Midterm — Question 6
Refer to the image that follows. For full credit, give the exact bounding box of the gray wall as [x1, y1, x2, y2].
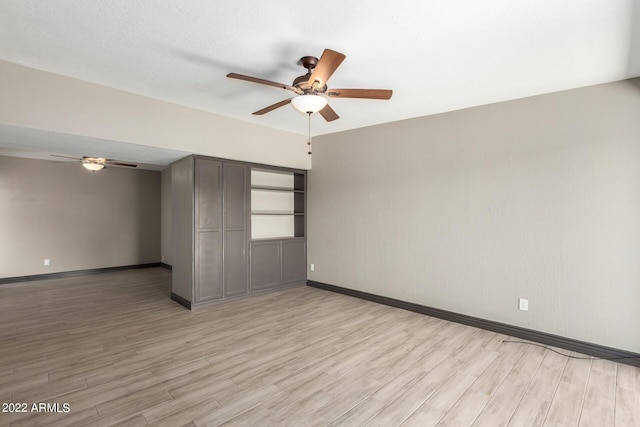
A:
[309, 78, 640, 353]
[170, 156, 194, 301]
[0, 60, 311, 170]
[161, 166, 173, 266]
[0, 155, 161, 278]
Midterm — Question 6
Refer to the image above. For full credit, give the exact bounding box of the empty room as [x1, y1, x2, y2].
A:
[1, 1, 639, 426]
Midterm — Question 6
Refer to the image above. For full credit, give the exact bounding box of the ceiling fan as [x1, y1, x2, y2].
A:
[227, 48, 392, 122]
[50, 155, 137, 172]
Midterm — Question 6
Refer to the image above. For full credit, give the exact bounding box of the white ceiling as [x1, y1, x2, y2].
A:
[0, 0, 639, 164]
[0, 124, 189, 171]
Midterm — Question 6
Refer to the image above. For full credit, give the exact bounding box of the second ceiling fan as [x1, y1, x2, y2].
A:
[227, 49, 392, 122]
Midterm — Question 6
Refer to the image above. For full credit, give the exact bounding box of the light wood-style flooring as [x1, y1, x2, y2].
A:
[0, 268, 639, 426]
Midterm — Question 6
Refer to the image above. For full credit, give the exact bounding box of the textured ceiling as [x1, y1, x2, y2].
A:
[0, 124, 189, 170]
[0, 0, 639, 160]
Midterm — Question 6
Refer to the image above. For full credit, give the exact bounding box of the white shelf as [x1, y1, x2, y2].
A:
[251, 185, 302, 192]
[251, 170, 294, 189]
[252, 211, 303, 215]
[251, 169, 303, 240]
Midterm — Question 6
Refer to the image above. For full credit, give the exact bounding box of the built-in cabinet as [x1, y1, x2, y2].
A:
[249, 237, 306, 291]
[171, 155, 306, 309]
[193, 159, 249, 303]
[249, 168, 306, 291]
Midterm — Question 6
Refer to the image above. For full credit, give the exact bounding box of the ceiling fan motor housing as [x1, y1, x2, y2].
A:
[293, 73, 312, 90]
[293, 56, 327, 93]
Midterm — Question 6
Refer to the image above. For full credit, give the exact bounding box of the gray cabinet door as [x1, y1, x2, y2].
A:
[223, 163, 248, 297]
[281, 239, 306, 285]
[224, 230, 248, 297]
[196, 159, 221, 230]
[223, 164, 247, 229]
[196, 231, 222, 301]
[195, 159, 223, 303]
[250, 241, 281, 290]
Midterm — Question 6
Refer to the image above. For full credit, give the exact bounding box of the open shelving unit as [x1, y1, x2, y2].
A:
[170, 155, 307, 310]
[250, 169, 305, 240]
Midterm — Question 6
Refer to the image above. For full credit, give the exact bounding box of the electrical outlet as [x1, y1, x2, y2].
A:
[518, 298, 529, 311]
[310, 263, 315, 272]
[44, 259, 50, 266]
[161, 255, 165, 261]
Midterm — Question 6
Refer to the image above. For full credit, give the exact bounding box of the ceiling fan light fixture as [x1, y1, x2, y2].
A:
[82, 162, 105, 172]
[291, 94, 328, 114]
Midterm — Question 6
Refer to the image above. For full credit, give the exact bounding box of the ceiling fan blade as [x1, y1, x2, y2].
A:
[326, 89, 393, 100]
[50, 154, 80, 160]
[307, 49, 346, 89]
[49, 160, 78, 164]
[319, 104, 340, 122]
[227, 73, 301, 93]
[253, 98, 293, 115]
[105, 161, 138, 168]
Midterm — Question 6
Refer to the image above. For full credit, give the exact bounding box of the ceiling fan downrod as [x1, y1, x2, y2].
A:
[307, 112, 312, 156]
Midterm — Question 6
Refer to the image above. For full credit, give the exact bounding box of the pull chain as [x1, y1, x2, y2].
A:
[307, 112, 312, 155]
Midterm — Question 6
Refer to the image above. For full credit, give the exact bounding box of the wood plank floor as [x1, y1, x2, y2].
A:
[0, 268, 638, 426]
